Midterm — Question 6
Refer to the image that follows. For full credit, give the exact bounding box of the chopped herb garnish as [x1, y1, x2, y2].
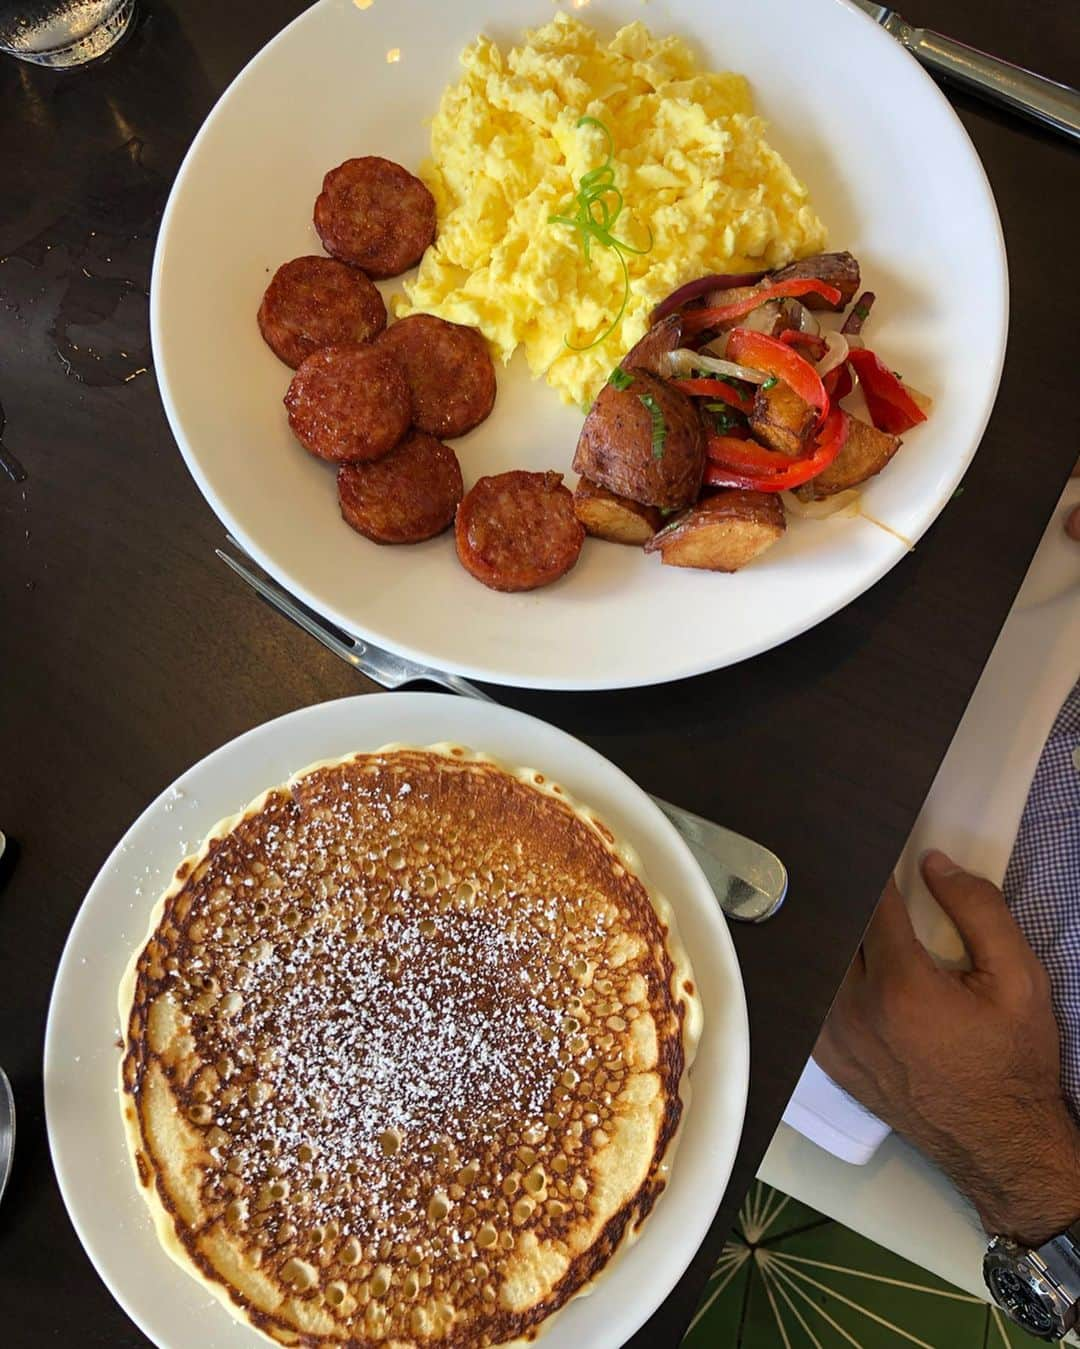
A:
[893, 370, 904, 381]
[950, 485, 965, 501]
[761, 375, 778, 391]
[638, 393, 667, 459]
[548, 116, 653, 352]
[704, 403, 738, 432]
[854, 302, 871, 321]
[607, 366, 634, 391]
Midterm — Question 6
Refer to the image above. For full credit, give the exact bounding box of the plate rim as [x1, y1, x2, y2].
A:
[44, 691, 750, 1349]
[149, 0, 1009, 691]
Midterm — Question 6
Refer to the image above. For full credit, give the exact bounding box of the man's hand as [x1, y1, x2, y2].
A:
[816, 851, 1080, 1247]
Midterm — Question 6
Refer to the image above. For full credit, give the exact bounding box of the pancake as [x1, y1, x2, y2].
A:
[118, 744, 702, 1347]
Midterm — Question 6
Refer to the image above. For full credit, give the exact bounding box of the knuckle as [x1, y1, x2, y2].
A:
[1014, 959, 1051, 1005]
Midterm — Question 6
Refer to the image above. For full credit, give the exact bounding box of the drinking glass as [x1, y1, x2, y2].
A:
[0, 0, 135, 68]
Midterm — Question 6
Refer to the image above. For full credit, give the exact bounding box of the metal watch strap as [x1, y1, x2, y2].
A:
[1041, 1224, 1080, 1292]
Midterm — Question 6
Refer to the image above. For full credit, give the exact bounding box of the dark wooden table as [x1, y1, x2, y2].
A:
[1, 1, 1076, 1343]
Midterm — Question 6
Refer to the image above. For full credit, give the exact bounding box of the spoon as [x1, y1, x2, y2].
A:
[0, 1067, 14, 1206]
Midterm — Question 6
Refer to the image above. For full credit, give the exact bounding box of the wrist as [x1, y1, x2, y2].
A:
[971, 1103, 1080, 1248]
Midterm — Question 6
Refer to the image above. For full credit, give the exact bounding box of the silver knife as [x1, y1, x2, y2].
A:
[852, 0, 1080, 144]
[216, 543, 788, 923]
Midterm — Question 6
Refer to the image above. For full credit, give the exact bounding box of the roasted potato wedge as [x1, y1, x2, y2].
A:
[573, 369, 704, 511]
[796, 416, 902, 499]
[644, 490, 785, 571]
[768, 251, 860, 310]
[621, 313, 684, 378]
[749, 381, 816, 457]
[573, 477, 663, 545]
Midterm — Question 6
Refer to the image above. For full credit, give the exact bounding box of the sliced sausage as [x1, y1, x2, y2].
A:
[337, 431, 462, 544]
[284, 343, 410, 463]
[573, 369, 704, 510]
[374, 315, 496, 438]
[314, 157, 436, 279]
[455, 471, 584, 592]
[257, 256, 387, 369]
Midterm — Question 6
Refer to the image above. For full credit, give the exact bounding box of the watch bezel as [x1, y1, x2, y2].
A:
[985, 1235, 1080, 1342]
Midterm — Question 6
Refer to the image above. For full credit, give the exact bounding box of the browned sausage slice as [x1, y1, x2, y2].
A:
[284, 343, 411, 463]
[455, 471, 584, 592]
[257, 256, 387, 368]
[337, 431, 463, 544]
[314, 157, 436, 279]
[374, 315, 496, 438]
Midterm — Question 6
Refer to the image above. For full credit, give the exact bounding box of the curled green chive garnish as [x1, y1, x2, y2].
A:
[637, 393, 667, 459]
[549, 115, 653, 353]
[607, 366, 634, 391]
[761, 375, 778, 391]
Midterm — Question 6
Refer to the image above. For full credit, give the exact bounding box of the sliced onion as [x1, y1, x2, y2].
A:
[703, 283, 762, 310]
[782, 488, 915, 549]
[841, 290, 876, 336]
[789, 299, 821, 335]
[740, 300, 782, 335]
[782, 489, 861, 519]
[662, 346, 769, 385]
[650, 270, 767, 324]
[815, 331, 849, 379]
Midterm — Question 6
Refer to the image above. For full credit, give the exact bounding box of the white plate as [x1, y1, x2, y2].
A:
[151, 0, 1006, 690]
[45, 693, 748, 1349]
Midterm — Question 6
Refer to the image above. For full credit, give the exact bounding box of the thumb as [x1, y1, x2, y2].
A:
[921, 850, 1028, 972]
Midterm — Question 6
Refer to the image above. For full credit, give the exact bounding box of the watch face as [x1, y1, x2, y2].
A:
[987, 1264, 1058, 1339]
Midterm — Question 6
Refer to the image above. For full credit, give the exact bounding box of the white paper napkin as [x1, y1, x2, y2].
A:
[782, 480, 1080, 1164]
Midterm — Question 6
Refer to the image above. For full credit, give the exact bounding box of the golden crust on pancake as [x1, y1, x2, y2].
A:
[119, 744, 701, 1347]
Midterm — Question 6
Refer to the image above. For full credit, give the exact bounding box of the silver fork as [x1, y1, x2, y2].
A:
[216, 542, 788, 922]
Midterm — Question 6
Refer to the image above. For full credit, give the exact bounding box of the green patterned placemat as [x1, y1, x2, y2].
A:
[684, 1181, 1058, 1348]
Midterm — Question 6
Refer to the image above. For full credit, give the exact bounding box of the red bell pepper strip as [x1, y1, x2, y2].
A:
[823, 362, 853, 402]
[846, 348, 927, 435]
[778, 329, 829, 362]
[704, 408, 850, 492]
[706, 435, 795, 475]
[670, 378, 754, 415]
[681, 277, 843, 335]
[725, 328, 830, 422]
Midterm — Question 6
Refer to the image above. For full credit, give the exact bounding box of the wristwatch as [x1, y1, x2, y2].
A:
[985, 1227, 1080, 1341]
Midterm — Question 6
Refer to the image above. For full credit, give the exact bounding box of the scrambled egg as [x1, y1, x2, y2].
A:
[396, 14, 827, 408]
